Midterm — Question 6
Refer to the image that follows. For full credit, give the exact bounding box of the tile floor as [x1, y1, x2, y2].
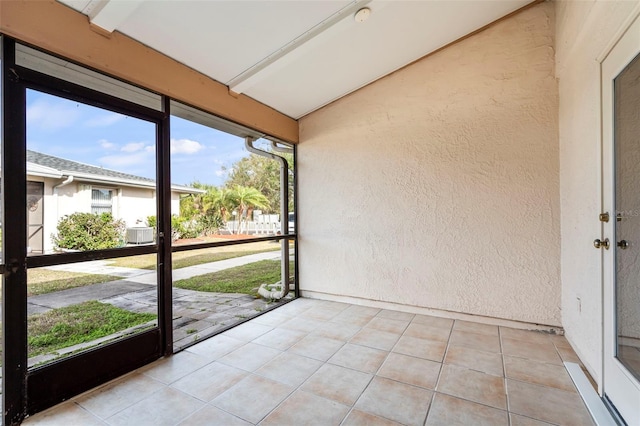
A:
[23, 298, 594, 426]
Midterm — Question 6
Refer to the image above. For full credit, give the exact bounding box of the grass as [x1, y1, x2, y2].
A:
[28, 269, 121, 296]
[27, 301, 156, 357]
[174, 259, 282, 294]
[107, 246, 279, 270]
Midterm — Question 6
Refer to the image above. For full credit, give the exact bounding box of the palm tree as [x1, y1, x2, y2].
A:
[230, 186, 268, 234]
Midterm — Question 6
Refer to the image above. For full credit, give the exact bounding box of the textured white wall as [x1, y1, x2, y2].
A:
[299, 3, 560, 326]
[556, 0, 640, 385]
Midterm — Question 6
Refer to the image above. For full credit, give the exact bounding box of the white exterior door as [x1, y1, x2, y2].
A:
[602, 13, 640, 425]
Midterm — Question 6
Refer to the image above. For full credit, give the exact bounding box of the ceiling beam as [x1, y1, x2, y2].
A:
[83, 0, 144, 33]
[228, 0, 371, 95]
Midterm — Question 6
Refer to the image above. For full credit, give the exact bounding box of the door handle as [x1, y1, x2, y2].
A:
[594, 238, 610, 249]
[617, 240, 630, 250]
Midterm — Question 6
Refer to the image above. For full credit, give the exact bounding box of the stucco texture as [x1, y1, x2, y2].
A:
[299, 3, 560, 326]
[556, 0, 640, 384]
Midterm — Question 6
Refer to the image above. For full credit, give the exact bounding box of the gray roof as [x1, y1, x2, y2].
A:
[26, 150, 203, 193]
[27, 150, 155, 184]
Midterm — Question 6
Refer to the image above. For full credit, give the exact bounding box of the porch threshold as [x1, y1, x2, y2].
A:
[565, 362, 618, 426]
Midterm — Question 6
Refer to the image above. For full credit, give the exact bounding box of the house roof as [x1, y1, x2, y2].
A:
[26, 150, 203, 194]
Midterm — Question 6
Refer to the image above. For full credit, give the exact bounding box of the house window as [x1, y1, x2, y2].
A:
[91, 188, 113, 215]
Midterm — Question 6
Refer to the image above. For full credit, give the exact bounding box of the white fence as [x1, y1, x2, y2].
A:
[224, 214, 281, 234]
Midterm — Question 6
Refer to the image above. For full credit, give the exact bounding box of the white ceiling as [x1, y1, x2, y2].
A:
[58, 0, 532, 119]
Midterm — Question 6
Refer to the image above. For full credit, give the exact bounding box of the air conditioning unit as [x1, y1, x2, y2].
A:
[126, 227, 154, 244]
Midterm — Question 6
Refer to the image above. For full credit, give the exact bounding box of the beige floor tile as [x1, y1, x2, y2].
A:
[437, 364, 507, 410]
[250, 311, 292, 328]
[449, 330, 501, 353]
[289, 334, 345, 361]
[509, 413, 555, 426]
[178, 405, 251, 426]
[329, 343, 388, 373]
[171, 362, 248, 401]
[377, 353, 441, 389]
[376, 309, 415, 322]
[548, 334, 572, 349]
[425, 393, 508, 426]
[300, 306, 343, 321]
[106, 387, 204, 426]
[342, 409, 403, 425]
[412, 315, 454, 329]
[404, 323, 452, 342]
[261, 390, 350, 426]
[24, 402, 104, 426]
[184, 334, 245, 360]
[252, 327, 307, 350]
[75, 373, 165, 419]
[222, 322, 273, 341]
[454, 321, 499, 336]
[351, 328, 401, 351]
[556, 346, 581, 364]
[256, 352, 323, 387]
[279, 316, 325, 332]
[393, 335, 446, 362]
[313, 321, 362, 341]
[355, 377, 432, 426]
[218, 342, 282, 371]
[342, 305, 381, 317]
[365, 317, 410, 334]
[507, 379, 594, 425]
[211, 375, 293, 424]
[332, 313, 377, 327]
[301, 364, 373, 406]
[500, 328, 552, 345]
[139, 351, 210, 384]
[504, 356, 576, 392]
[444, 345, 504, 376]
[501, 338, 562, 365]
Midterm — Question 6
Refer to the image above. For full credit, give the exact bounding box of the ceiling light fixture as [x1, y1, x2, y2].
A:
[354, 7, 371, 23]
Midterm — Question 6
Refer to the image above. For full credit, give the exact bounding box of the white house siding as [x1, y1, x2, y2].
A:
[299, 4, 560, 326]
[118, 187, 156, 227]
[556, 0, 640, 387]
[32, 178, 185, 252]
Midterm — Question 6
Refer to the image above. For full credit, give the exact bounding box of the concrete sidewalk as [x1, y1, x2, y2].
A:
[29, 250, 282, 314]
[25, 250, 290, 365]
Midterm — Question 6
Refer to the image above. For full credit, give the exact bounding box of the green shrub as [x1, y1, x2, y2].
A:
[52, 213, 126, 251]
[146, 215, 157, 230]
[171, 215, 201, 240]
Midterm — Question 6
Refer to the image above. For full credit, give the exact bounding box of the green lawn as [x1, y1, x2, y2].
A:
[28, 301, 156, 357]
[28, 270, 121, 296]
[108, 247, 279, 270]
[174, 259, 282, 294]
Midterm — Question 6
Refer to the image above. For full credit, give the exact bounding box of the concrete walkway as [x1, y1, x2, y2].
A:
[26, 250, 289, 360]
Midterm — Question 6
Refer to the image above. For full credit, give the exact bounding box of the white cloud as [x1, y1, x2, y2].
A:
[215, 170, 227, 177]
[99, 151, 153, 169]
[121, 142, 146, 152]
[171, 138, 204, 155]
[85, 113, 124, 127]
[27, 98, 82, 131]
[99, 139, 116, 149]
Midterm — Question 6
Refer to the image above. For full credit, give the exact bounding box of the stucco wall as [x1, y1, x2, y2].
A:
[556, 0, 640, 385]
[299, 3, 560, 325]
[118, 187, 156, 227]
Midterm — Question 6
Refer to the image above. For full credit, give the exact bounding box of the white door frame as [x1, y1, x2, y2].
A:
[601, 12, 640, 425]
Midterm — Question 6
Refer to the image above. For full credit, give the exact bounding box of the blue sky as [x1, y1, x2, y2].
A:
[26, 89, 251, 186]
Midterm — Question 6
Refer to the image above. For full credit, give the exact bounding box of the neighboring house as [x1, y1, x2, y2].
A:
[26, 150, 202, 253]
